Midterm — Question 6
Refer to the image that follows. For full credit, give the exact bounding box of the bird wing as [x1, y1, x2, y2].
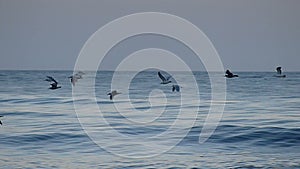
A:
[276, 67, 282, 74]
[74, 74, 82, 79]
[46, 76, 58, 84]
[158, 72, 166, 81]
[166, 76, 172, 81]
[111, 90, 118, 96]
[45, 78, 52, 82]
[77, 71, 85, 75]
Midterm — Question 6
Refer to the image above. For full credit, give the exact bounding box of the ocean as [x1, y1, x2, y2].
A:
[0, 71, 299, 168]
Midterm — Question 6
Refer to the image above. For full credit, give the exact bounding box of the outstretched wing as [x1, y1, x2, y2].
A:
[46, 76, 58, 84]
[45, 77, 52, 82]
[158, 72, 166, 81]
[276, 67, 282, 74]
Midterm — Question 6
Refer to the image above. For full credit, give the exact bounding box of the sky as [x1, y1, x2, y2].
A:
[0, 0, 300, 71]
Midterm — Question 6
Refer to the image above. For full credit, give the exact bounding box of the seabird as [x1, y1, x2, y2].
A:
[107, 90, 121, 100]
[225, 69, 238, 78]
[69, 71, 84, 86]
[172, 85, 181, 92]
[45, 76, 61, 90]
[68, 76, 78, 86]
[158, 71, 172, 84]
[276, 67, 282, 74]
[0, 115, 3, 125]
[275, 67, 286, 77]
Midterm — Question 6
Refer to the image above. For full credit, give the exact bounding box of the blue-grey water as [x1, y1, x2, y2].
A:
[0, 71, 299, 168]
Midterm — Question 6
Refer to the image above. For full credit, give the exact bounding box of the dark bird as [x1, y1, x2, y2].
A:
[276, 67, 282, 74]
[275, 67, 286, 77]
[68, 76, 78, 86]
[225, 69, 238, 78]
[45, 76, 61, 90]
[172, 85, 180, 92]
[0, 115, 3, 125]
[69, 71, 84, 86]
[107, 90, 121, 100]
[158, 71, 172, 84]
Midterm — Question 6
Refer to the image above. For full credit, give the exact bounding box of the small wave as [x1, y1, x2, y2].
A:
[206, 100, 243, 103]
[183, 125, 300, 148]
[241, 75, 264, 79]
[213, 125, 300, 147]
[1, 111, 65, 117]
[1, 133, 86, 146]
[97, 100, 115, 104]
[0, 98, 26, 103]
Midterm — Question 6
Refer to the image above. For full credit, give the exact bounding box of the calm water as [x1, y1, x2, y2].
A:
[0, 71, 299, 168]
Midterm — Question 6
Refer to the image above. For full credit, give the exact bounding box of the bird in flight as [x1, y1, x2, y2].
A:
[225, 69, 238, 78]
[275, 66, 286, 78]
[158, 71, 172, 84]
[107, 90, 121, 100]
[45, 76, 61, 90]
[69, 71, 85, 86]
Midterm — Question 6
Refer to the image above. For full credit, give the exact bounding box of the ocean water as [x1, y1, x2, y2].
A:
[0, 71, 299, 168]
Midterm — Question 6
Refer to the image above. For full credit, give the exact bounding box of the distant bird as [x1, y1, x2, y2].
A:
[276, 67, 282, 74]
[275, 67, 286, 78]
[69, 71, 85, 86]
[225, 69, 238, 78]
[158, 71, 172, 84]
[172, 85, 180, 92]
[107, 90, 121, 100]
[45, 76, 61, 90]
[0, 115, 3, 125]
[68, 76, 78, 86]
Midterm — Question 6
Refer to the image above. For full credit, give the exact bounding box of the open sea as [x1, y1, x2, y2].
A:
[0, 71, 299, 168]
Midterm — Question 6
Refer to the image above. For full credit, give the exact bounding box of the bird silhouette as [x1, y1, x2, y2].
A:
[107, 90, 121, 100]
[45, 76, 61, 89]
[158, 71, 172, 84]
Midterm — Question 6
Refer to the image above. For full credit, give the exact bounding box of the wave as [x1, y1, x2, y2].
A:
[0, 132, 86, 146]
[183, 125, 300, 148]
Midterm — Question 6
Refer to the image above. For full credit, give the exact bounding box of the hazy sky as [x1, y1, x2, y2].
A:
[0, 0, 299, 71]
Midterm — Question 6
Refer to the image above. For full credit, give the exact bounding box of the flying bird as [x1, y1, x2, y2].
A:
[158, 71, 172, 84]
[69, 71, 84, 86]
[107, 90, 121, 100]
[276, 67, 282, 74]
[172, 85, 181, 92]
[68, 76, 78, 86]
[275, 67, 286, 77]
[45, 76, 61, 90]
[225, 69, 238, 78]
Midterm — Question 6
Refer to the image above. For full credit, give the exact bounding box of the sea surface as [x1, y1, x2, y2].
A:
[0, 71, 299, 168]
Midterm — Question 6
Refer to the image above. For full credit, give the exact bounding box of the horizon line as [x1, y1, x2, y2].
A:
[0, 69, 299, 72]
